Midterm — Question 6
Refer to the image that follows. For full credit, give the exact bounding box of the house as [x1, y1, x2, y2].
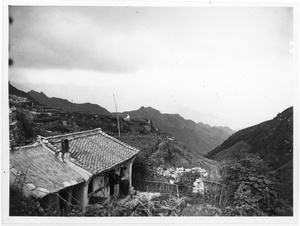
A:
[10, 128, 140, 213]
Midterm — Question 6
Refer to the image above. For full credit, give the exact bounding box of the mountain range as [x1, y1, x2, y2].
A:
[10, 83, 233, 156]
[121, 107, 234, 156]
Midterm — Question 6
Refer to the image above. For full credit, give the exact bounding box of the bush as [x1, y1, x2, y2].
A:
[10, 185, 44, 216]
[16, 110, 35, 139]
[220, 153, 292, 216]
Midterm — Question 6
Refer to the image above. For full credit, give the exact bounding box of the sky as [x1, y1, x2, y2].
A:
[8, 5, 295, 130]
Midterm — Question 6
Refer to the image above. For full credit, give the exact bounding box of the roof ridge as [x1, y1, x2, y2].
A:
[11, 141, 41, 151]
[42, 128, 102, 140]
[97, 130, 140, 152]
[42, 128, 139, 152]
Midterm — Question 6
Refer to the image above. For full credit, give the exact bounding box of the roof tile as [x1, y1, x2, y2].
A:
[43, 128, 139, 174]
[10, 143, 85, 198]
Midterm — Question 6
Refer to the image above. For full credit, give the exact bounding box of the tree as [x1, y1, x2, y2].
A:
[16, 110, 35, 140]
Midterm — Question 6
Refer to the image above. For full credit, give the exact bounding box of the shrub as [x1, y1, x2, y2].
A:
[220, 153, 292, 216]
[10, 185, 44, 216]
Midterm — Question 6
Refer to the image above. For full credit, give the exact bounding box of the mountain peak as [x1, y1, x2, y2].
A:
[27, 89, 110, 115]
[29, 90, 48, 98]
[139, 106, 160, 113]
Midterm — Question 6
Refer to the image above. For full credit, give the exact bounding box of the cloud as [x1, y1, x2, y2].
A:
[9, 6, 292, 74]
[9, 6, 147, 73]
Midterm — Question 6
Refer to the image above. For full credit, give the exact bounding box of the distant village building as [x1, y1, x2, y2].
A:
[124, 115, 130, 122]
[143, 118, 153, 132]
[10, 128, 139, 212]
[147, 119, 152, 125]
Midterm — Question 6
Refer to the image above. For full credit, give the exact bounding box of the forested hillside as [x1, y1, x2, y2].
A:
[205, 107, 293, 170]
[205, 106, 294, 209]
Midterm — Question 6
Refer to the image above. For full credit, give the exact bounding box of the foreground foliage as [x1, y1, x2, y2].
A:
[10, 185, 58, 216]
[84, 194, 186, 216]
[220, 153, 292, 216]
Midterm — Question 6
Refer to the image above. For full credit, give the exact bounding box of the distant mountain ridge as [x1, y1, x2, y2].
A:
[27, 90, 111, 115]
[121, 106, 235, 156]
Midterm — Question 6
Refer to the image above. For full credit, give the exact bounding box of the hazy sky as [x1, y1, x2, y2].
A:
[9, 6, 295, 130]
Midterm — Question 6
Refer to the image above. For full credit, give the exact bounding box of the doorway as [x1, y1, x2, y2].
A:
[108, 171, 115, 196]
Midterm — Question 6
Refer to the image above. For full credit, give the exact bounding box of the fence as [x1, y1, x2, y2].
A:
[132, 178, 228, 206]
[132, 178, 178, 195]
[202, 179, 228, 206]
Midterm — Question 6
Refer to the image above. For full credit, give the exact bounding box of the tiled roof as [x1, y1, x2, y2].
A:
[42, 128, 139, 175]
[10, 142, 85, 198]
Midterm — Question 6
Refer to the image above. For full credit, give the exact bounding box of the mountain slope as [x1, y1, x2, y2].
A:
[205, 106, 293, 170]
[205, 107, 294, 207]
[272, 159, 293, 205]
[122, 106, 234, 156]
[28, 90, 111, 115]
[9, 83, 42, 106]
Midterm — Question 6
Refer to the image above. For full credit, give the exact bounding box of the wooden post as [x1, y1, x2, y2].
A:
[57, 194, 61, 216]
[219, 187, 223, 206]
[113, 94, 121, 137]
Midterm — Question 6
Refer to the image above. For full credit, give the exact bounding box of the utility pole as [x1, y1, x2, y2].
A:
[113, 94, 121, 137]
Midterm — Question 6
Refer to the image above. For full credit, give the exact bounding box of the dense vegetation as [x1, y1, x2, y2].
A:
[204, 107, 294, 214]
[219, 153, 292, 216]
[118, 134, 218, 181]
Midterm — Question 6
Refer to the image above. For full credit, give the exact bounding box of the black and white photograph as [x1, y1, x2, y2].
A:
[2, 0, 299, 225]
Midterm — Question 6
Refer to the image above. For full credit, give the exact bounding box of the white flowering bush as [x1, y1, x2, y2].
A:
[192, 178, 205, 195]
[156, 166, 209, 195]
